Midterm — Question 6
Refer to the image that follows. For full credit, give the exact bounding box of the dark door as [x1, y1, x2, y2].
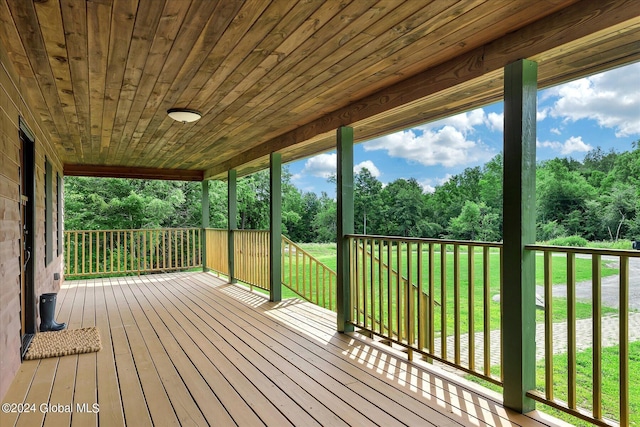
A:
[20, 126, 36, 357]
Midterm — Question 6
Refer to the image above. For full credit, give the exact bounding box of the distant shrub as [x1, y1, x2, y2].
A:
[547, 235, 588, 247]
[586, 239, 634, 250]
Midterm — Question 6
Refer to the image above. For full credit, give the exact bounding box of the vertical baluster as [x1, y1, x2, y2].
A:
[407, 242, 413, 360]
[370, 239, 376, 332]
[620, 255, 629, 427]
[181, 229, 185, 269]
[499, 246, 504, 382]
[289, 241, 293, 293]
[454, 244, 460, 365]
[143, 230, 147, 271]
[74, 232, 78, 275]
[295, 243, 300, 293]
[130, 230, 135, 271]
[363, 239, 368, 330]
[316, 261, 320, 306]
[418, 242, 425, 351]
[89, 231, 100, 273]
[302, 253, 307, 299]
[82, 232, 85, 274]
[109, 231, 113, 273]
[396, 241, 402, 341]
[102, 231, 107, 273]
[387, 239, 392, 338]
[567, 252, 576, 409]
[353, 239, 359, 325]
[378, 239, 384, 335]
[428, 243, 435, 355]
[544, 251, 553, 400]
[468, 245, 475, 371]
[483, 246, 491, 376]
[150, 230, 154, 271]
[66, 232, 70, 275]
[592, 254, 601, 420]
[117, 232, 121, 273]
[123, 231, 127, 272]
[440, 243, 447, 360]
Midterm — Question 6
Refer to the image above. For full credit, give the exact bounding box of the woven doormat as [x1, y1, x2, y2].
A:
[24, 327, 102, 360]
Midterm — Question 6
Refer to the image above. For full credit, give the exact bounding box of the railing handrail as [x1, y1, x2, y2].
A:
[347, 233, 503, 248]
[526, 243, 640, 257]
[65, 227, 199, 233]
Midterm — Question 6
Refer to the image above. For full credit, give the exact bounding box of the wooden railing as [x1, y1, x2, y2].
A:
[281, 236, 337, 311]
[348, 234, 503, 385]
[204, 228, 229, 276]
[64, 228, 201, 278]
[525, 245, 639, 427]
[233, 229, 270, 291]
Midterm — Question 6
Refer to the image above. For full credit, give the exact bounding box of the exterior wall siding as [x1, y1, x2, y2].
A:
[0, 39, 64, 401]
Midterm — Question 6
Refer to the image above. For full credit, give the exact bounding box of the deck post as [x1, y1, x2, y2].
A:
[336, 126, 354, 333]
[228, 169, 237, 283]
[270, 152, 282, 302]
[502, 58, 537, 413]
[202, 180, 209, 272]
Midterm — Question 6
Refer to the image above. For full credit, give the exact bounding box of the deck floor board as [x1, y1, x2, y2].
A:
[2, 272, 562, 427]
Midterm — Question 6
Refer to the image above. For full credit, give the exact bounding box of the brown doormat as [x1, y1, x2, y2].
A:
[24, 327, 102, 360]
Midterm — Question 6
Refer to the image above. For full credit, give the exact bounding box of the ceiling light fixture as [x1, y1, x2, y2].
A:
[167, 108, 202, 123]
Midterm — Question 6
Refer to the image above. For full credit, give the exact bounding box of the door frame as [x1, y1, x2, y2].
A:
[19, 118, 36, 358]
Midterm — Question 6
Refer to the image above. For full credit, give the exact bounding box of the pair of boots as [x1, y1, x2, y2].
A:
[39, 293, 67, 332]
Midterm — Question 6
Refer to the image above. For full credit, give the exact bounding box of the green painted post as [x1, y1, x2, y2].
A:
[202, 180, 210, 272]
[228, 170, 237, 283]
[270, 153, 282, 302]
[502, 59, 537, 413]
[337, 126, 355, 333]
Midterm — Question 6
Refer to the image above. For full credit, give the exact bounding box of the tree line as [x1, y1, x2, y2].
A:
[65, 143, 639, 244]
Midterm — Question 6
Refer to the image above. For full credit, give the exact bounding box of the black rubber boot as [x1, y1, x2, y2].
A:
[39, 293, 67, 332]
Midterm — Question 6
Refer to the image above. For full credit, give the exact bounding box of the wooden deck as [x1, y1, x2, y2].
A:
[1, 272, 565, 427]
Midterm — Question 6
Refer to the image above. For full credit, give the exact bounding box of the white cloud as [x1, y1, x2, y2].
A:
[296, 154, 381, 180]
[299, 153, 336, 178]
[550, 127, 561, 135]
[354, 160, 380, 177]
[418, 174, 453, 193]
[546, 63, 640, 137]
[364, 109, 495, 167]
[419, 180, 436, 193]
[537, 136, 592, 155]
[486, 112, 503, 132]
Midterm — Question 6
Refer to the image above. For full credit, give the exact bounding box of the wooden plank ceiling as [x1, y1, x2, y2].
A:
[0, 0, 638, 180]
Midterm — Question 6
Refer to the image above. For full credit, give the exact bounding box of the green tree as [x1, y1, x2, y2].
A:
[354, 168, 383, 234]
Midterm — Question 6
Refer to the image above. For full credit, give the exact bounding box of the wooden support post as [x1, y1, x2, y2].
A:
[202, 180, 209, 272]
[270, 153, 282, 302]
[228, 170, 237, 283]
[337, 126, 355, 333]
[502, 58, 537, 413]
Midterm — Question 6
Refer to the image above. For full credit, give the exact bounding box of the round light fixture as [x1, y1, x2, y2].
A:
[167, 108, 202, 123]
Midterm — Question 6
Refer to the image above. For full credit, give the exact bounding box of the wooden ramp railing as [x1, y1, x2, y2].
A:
[281, 236, 337, 311]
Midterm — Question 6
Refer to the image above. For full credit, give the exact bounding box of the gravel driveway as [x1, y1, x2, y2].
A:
[536, 256, 640, 310]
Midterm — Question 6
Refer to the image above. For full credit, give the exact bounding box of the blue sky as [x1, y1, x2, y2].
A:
[288, 61, 640, 196]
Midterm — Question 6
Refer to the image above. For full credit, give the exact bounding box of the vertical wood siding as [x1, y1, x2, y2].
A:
[0, 40, 63, 401]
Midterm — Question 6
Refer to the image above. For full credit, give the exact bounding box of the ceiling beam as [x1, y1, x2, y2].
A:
[64, 164, 204, 181]
[205, 0, 639, 179]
